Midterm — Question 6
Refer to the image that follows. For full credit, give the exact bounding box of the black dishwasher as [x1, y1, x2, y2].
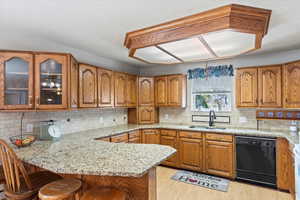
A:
[236, 136, 276, 187]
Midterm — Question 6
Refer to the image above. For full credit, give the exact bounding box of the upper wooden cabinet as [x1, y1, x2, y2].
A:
[0, 52, 34, 110]
[283, 60, 300, 108]
[236, 68, 258, 107]
[97, 68, 114, 107]
[138, 106, 157, 124]
[79, 64, 97, 108]
[155, 76, 168, 106]
[138, 77, 154, 106]
[155, 74, 186, 107]
[114, 72, 127, 107]
[35, 53, 68, 109]
[126, 74, 137, 107]
[69, 55, 79, 109]
[258, 65, 282, 107]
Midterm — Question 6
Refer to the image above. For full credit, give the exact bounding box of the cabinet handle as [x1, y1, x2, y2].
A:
[285, 98, 288, 103]
[144, 132, 156, 135]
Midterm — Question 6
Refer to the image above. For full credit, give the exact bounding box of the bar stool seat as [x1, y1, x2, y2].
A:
[39, 178, 82, 200]
[81, 187, 128, 200]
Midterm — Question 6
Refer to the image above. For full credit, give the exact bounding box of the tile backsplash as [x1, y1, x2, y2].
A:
[0, 108, 127, 141]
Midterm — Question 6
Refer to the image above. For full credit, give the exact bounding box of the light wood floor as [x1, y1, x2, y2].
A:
[157, 166, 292, 200]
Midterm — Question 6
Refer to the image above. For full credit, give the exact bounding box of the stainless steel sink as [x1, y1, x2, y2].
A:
[188, 125, 226, 130]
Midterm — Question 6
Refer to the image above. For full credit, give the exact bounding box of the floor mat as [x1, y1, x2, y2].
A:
[171, 170, 230, 192]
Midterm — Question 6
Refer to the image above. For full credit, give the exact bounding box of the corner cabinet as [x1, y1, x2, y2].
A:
[0, 52, 34, 109]
[236, 68, 258, 107]
[283, 60, 300, 108]
[138, 77, 154, 106]
[97, 68, 114, 107]
[79, 63, 97, 108]
[114, 72, 127, 107]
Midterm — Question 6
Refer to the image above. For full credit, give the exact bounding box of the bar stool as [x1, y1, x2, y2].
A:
[39, 178, 82, 200]
[81, 187, 129, 200]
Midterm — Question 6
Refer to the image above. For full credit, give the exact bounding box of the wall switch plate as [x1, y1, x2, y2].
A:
[164, 114, 169, 120]
[26, 124, 33, 133]
[239, 116, 248, 123]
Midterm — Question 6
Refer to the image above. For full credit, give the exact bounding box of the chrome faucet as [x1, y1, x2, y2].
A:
[209, 110, 216, 127]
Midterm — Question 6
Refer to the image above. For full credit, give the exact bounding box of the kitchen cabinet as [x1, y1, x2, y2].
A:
[236, 67, 258, 107]
[69, 55, 79, 109]
[128, 130, 141, 143]
[97, 137, 111, 142]
[277, 138, 290, 190]
[114, 72, 127, 107]
[138, 77, 154, 106]
[142, 129, 160, 144]
[138, 106, 158, 124]
[160, 130, 178, 167]
[0, 52, 34, 109]
[111, 133, 128, 143]
[155, 74, 186, 107]
[97, 68, 114, 107]
[283, 60, 300, 108]
[179, 131, 203, 171]
[35, 53, 68, 109]
[258, 65, 282, 107]
[205, 134, 234, 178]
[79, 64, 97, 108]
[155, 76, 168, 106]
[167, 74, 186, 107]
[126, 74, 137, 107]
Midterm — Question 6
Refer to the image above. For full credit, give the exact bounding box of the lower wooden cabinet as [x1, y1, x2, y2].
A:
[160, 130, 178, 167]
[179, 137, 203, 171]
[142, 129, 160, 144]
[277, 138, 290, 190]
[205, 139, 234, 178]
[128, 130, 141, 143]
[111, 133, 128, 143]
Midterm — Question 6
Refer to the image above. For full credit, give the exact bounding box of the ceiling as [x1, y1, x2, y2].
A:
[1, 0, 300, 67]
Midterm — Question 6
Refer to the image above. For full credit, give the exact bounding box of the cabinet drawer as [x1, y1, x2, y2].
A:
[179, 131, 202, 139]
[160, 129, 177, 137]
[206, 133, 233, 142]
[129, 130, 140, 139]
[111, 133, 128, 143]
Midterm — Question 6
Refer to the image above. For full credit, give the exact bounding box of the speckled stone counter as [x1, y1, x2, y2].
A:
[15, 123, 298, 178]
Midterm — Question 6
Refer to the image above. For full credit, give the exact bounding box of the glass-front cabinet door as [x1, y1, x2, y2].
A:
[0, 52, 34, 109]
[35, 54, 67, 109]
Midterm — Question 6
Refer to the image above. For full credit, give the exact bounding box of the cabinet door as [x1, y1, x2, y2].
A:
[35, 54, 68, 109]
[98, 69, 114, 107]
[142, 129, 160, 144]
[160, 135, 178, 167]
[114, 72, 127, 107]
[0, 52, 34, 109]
[236, 68, 258, 107]
[258, 65, 282, 107]
[69, 56, 79, 108]
[168, 75, 183, 106]
[179, 137, 203, 171]
[138, 106, 156, 124]
[155, 76, 168, 106]
[138, 77, 154, 106]
[205, 140, 234, 178]
[276, 138, 290, 190]
[283, 61, 300, 108]
[127, 74, 137, 107]
[288, 149, 296, 199]
[79, 64, 97, 108]
[128, 137, 140, 143]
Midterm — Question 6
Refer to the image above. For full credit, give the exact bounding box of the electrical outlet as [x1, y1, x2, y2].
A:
[99, 117, 104, 124]
[164, 114, 169, 120]
[26, 124, 33, 133]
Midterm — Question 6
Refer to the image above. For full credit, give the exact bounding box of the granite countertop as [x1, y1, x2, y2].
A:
[15, 123, 299, 178]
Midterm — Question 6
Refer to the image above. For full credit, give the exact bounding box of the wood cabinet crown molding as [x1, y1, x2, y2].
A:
[124, 4, 271, 64]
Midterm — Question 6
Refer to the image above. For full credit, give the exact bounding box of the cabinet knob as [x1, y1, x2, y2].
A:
[36, 96, 40, 106]
[29, 96, 33, 106]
